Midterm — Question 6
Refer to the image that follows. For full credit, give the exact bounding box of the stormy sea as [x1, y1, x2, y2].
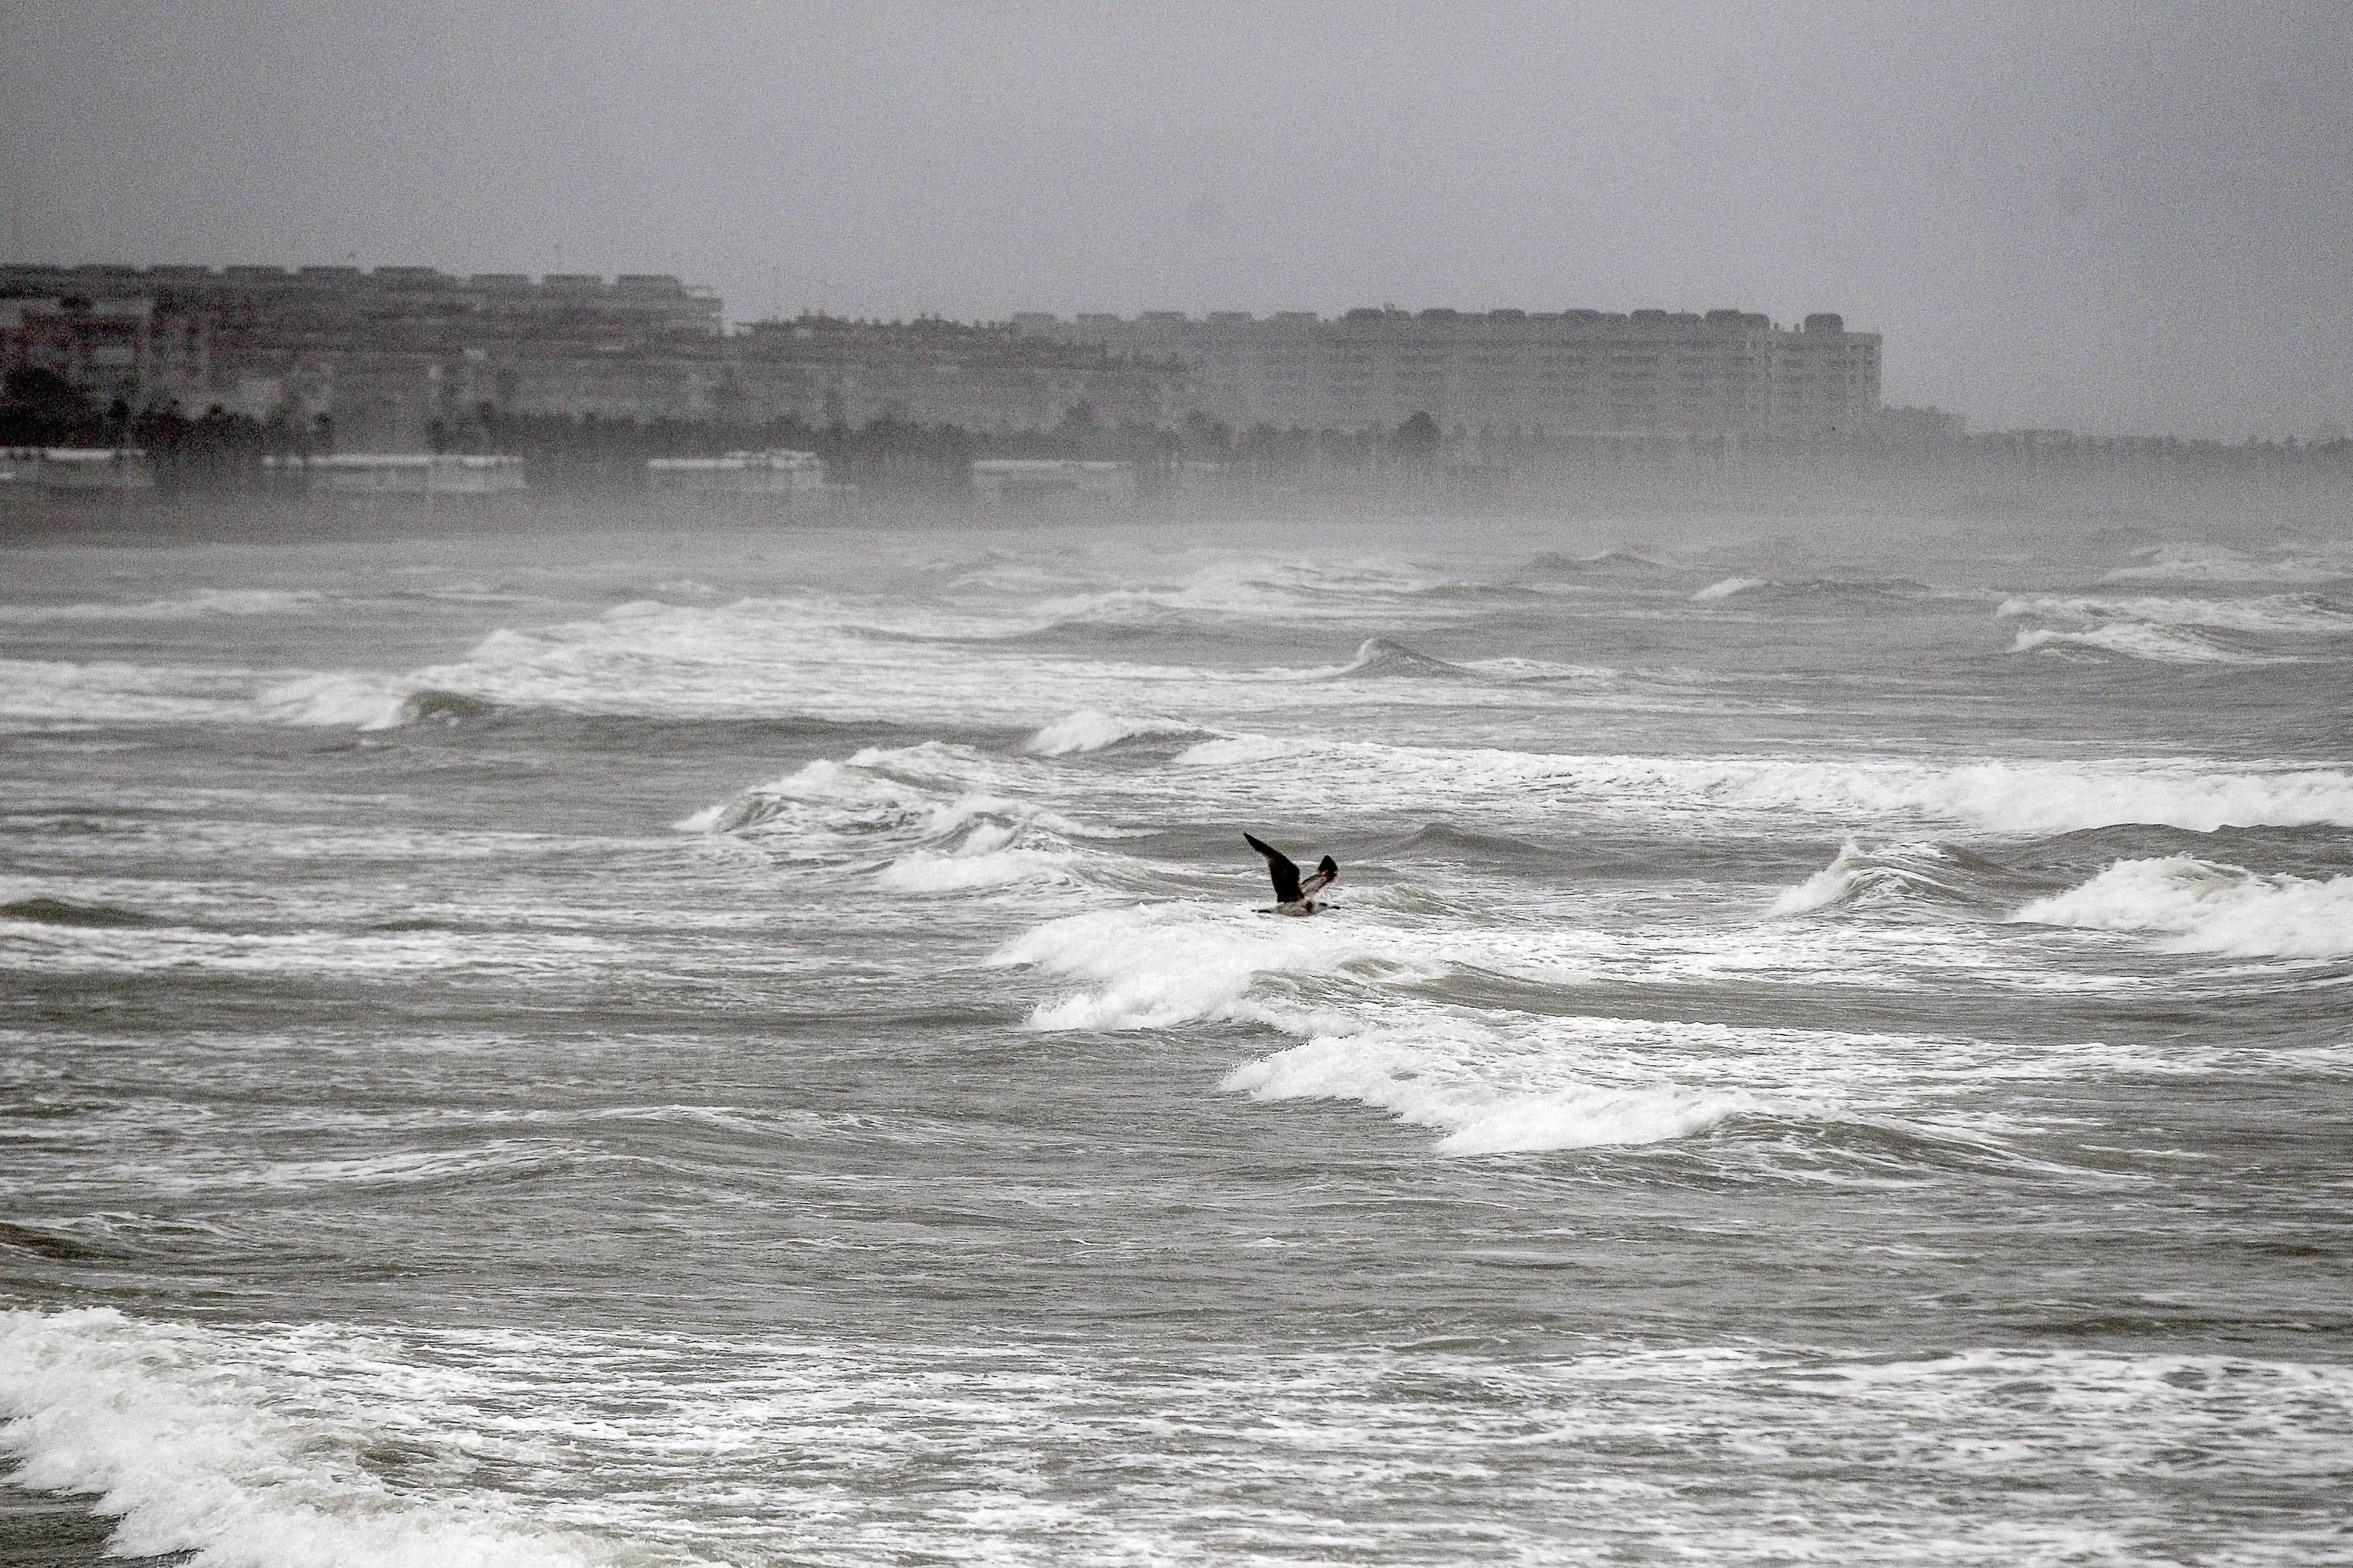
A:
[3, 511, 2349, 1566]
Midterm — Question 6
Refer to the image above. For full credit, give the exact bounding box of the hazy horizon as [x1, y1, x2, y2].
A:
[5, 1, 2349, 441]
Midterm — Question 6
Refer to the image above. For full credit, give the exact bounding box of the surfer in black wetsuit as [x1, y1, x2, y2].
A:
[1245, 833, 1338, 915]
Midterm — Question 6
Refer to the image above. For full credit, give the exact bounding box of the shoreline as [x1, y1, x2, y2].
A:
[2, 481, 2343, 552]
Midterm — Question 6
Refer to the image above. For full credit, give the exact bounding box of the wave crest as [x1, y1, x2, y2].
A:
[1223, 1033, 1763, 1155]
[1327, 636, 1475, 680]
[1023, 710, 1201, 756]
[683, 746, 1095, 895]
[2008, 622, 2268, 664]
[247, 673, 414, 729]
[1167, 738, 2353, 835]
[1769, 841, 1991, 918]
[2011, 857, 2353, 959]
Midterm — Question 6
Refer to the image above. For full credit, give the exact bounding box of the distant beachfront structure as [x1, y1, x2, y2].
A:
[265, 453, 525, 497]
[1011, 306, 1880, 439]
[0, 263, 724, 450]
[0, 263, 1188, 448]
[970, 458, 1138, 505]
[647, 450, 835, 502]
[0, 446, 157, 494]
[3, 261, 1880, 451]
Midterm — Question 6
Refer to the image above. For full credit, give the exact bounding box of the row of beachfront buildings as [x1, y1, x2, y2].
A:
[0, 447, 1145, 507]
[1, 261, 1888, 450]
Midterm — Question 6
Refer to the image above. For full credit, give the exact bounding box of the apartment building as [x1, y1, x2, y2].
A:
[0, 294, 213, 410]
[1, 263, 724, 445]
[1011, 306, 1881, 437]
[0, 264, 1192, 445]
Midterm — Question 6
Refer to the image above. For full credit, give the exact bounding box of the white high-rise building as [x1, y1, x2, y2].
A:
[1011, 306, 1880, 437]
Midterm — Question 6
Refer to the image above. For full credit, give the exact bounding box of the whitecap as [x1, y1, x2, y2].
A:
[1222, 1030, 1765, 1155]
[1166, 739, 2353, 836]
[1768, 840, 1971, 917]
[2012, 857, 2353, 959]
[1023, 709, 1199, 756]
[2008, 622, 2272, 664]
[248, 672, 415, 729]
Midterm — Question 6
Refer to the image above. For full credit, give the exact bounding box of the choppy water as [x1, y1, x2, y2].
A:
[3, 514, 2350, 1567]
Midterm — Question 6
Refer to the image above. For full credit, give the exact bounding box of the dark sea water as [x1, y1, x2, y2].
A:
[3, 512, 2350, 1566]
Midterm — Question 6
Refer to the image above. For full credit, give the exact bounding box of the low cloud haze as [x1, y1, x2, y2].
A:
[5, 0, 2347, 437]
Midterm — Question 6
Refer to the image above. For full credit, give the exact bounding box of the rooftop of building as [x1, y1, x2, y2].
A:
[1012, 306, 1869, 336]
[0, 263, 717, 300]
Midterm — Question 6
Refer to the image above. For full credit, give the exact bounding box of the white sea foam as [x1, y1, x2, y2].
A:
[8, 1307, 2345, 1566]
[675, 757, 925, 834]
[1222, 1029, 1767, 1154]
[875, 842, 1077, 892]
[1454, 654, 1619, 684]
[0, 658, 252, 724]
[2013, 857, 2353, 959]
[682, 750, 1106, 900]
[995, 904, 1425, 1031]
[0, 659, 431, 729]
[249, 671, 416, 729]
[993, 905, 2002, 1153]
[1167, 737, 2353, 835]
[0, 588, 323, 623]
[1693, 575, 1767, 602]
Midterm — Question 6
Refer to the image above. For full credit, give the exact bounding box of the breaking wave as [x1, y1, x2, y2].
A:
[1224, 1032, 1765, 1155]
[1324, 636, 1477, 680]
[2008, 622, 2272, 664]
[1023, 710, 1203, 756]
[992, 907, 1872, 1155]
[1999, 590, 2352, 664]
[993, 904, 1430, 1033]
[2012, 857, 2353, 959]
[1768, 841, 2017, 918]
[0, 1308, 616, 1568]
[247, 673, 417, 729]
[680, 745, 1097, 895]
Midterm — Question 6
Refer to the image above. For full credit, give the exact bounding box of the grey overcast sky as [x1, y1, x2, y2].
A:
[4, 1, 2347, 437]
